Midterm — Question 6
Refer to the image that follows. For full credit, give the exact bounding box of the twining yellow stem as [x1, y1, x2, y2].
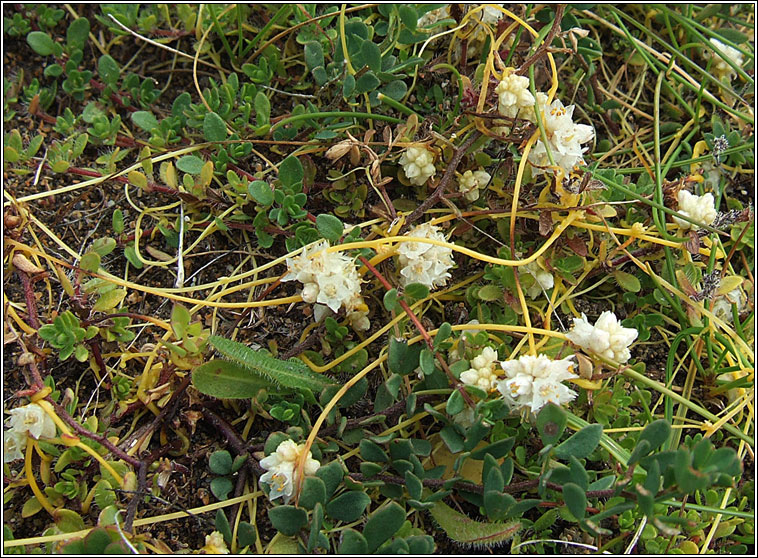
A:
[25, 441, 55, 515]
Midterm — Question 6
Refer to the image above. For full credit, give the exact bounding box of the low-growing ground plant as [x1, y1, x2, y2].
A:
[2, 4, 754, 554]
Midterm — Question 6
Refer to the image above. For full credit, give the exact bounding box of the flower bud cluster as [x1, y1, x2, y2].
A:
[460, 347, 500, 390]
[399, 145, 436, 186]
[566, 311, 638, 363]
[709, 38, 744, 82]
[673, 190, 718, 231]
[458, 169, 492, 201]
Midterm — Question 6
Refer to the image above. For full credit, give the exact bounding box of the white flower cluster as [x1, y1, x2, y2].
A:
[673, 190, 718, 230]
[283, 241, 369, 331]
[259, 439, 321, 503]
[458, 169, 492, 201]
[495, 70, 595, 179]
[709, 38, 744, 82]
[399, 145, 436, 186]
[522, 260, 555, 299]
[417, 6, 448, 28]
[566, 311, 638, 364]
[3, 402, 56, 463]
[496, 354, 577, 412]
[527, 96, 595, 179]
[460, 347, 500, 391]
[397, 223, 455, 289]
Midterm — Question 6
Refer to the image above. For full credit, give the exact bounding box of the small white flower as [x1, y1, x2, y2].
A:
[417, 6, 449, 28]
[712, 288, 746, 323]
[202, 531, 230, 554]
[315, 273, 353, 313]
[527, 97, 595, 179]
[397, 223, 455, 289]
[566, 311, 638, 363]
[3, 430, 26, 463]
[497, 354, 577, 412]
[673, 190, 718, 230]
[301, 283, 319, 304]
[399, 145, 436, 186]
[522, 261, 554, 299]
[7, 402, 56, 440]
[259, 439, 320, 504]
[495, 72, 535, 120]
[458, 169, 492, 201]
[709, 38, 744, 82]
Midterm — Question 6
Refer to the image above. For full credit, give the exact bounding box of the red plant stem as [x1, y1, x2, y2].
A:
[16, 270, 41, 331]
[358, 255, 475, 408]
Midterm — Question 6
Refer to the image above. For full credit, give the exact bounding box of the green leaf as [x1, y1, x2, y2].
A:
[203, 112, 228, 142]
[477, 284, 502, 301]
[92, 289, 126, 312]
[268, 505, 308, 536]
[397, 6, 418, 30]
[326, 491, 371, 522]
[55, 509, 86, 533]
[176, 155, 205, 175]
[209, 336, 336, 392]
[316, 214, 343, 242]
[613, 270, 641, 293]
[363, 501, 406, 552]
[82, 527, 112, 554]
[554, 424, 603, 460]
[383, 289, 398, 312]
[419, 348, 436, 376]
[191, 359, 276, 398]
[27, 31, 55, 56]
[388, 337, 421, 375]
[66, 17, 90, 51]
[446, 390, 464, 415]
[304, 41, 324, 70]
[563, 483, 587, 520]
[279, 156, 304, 189]
[171, 304, 191, 340]
[470, 437, 515, 460]
[131, 110, 159, 131]
[298, 476, 327, 510]
[714, 28, 749, 45]
[237, 521, 257, 549]
[98, 54, 120, 86]
[405, 471, 423, 500]
[355, 71, 380, 94]
[360, 40, 382, 72]
[210, 477, 233, 500]
[536, 403, 568, 446]
[429, 500, 520, 547]
[80, 251, 101, 273]
[248, 180, 274, 206]
[337, 529, 368, 555]
[208, 450, 232, 475]
[91, 237, 116, 257]
[315, 460, 343, 499]
[254, 92, 271, 127]
[360, 439, 388, 462]
[433, 322, 452, 349]
[404, 282, 429, 301]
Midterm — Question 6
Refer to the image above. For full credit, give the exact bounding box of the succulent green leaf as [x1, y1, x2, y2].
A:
[268, 505, 308, 536]
[326, 491, 371, 522]
[203, 111, 227, 142]
[554, 424, 603, 460]
[315, 214, 343, 242]
[363, 501, 406, 552]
